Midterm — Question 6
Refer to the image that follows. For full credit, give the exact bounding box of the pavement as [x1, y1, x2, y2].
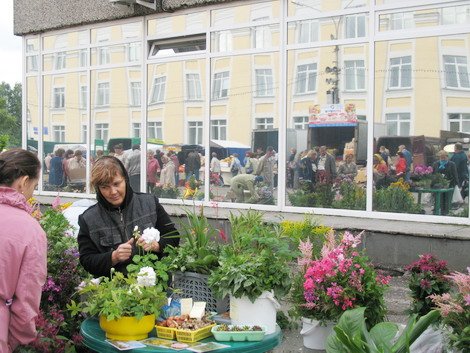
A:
[273, 273, 411, 353]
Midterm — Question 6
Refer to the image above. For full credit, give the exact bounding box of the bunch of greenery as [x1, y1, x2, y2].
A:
[332, 179, 366, 210]
[163, 207, 221, 275]
[325, 307, 440, 353]
[314, 182, 335, 208]
[373, 179, 422, 214]
[288, 181, 317, 207]
[153, 184, 180, 199]
[280, 216, 330, 252]
[405, 254, 451, 316]
[431, 173, 450, 189]
[208, 210, 295, 301]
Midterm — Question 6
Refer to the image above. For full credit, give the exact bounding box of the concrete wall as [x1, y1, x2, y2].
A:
[14, 0, 236, 35]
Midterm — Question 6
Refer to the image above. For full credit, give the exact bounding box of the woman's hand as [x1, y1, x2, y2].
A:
[136, 237, 160, 252]
[111, 238, 134, 265]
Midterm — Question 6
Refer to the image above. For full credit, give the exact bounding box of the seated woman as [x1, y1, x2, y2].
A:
[337, 153, 358, 180]
[373, 154, 389, 189]
[77, 156, 179, 277]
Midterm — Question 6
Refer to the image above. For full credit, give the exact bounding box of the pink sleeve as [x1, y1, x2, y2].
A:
[8, 230, 47, 351]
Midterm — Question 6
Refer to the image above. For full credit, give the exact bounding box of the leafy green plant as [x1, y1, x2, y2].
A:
[163, 206, 221, 275]
[373, 182, 422, 214]
[208, 210, 295, 301]
[326, 307, 440, 353]
[333, 180, 366, 210]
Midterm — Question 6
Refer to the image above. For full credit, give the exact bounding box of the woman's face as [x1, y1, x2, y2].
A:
[98, 175, 126, 207]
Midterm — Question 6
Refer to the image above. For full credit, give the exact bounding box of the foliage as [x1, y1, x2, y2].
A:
[69, 269, 167, 321]
[153, 183, 180, 199]
[208, 210, 295, 301]
[325, 307, 440, 353]
[373, 179, 422, 214]
[430, 268, 470, 353]
[280, 216, 330, 253]
[293, 230, 390, 326]
[288, 184, 317, 207]
[0, 82, 22, 148]
[163, 206, 222, 275]
[332, 179, 366, 210]
[183, 175, 202, 200]
[405, 254, 451, 316]
[431, 173, 450, 189]
[0, 134, 9, 152]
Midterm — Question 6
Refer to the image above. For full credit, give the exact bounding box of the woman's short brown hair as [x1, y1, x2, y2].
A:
[91, 156, 125, 187]
[0, 148, 41, 186]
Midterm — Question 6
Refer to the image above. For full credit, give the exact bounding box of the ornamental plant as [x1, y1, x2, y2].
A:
[412, 164, 433, 177]
[296, 230, 390, 326]
[430, 268, 470, 353]
[405, 253, 451, 316]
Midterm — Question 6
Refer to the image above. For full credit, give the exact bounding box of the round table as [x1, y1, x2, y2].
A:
[81, 318, 282, 353]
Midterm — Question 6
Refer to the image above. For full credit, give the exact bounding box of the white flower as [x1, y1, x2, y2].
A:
[90, 278, 101, 285]
[137, 266, 157, 287]
[141, 227, 160, 244]
[133, 225, 139, 232]
[76, 281, 87, 291]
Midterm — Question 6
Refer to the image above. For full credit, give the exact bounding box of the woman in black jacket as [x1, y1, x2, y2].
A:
[77, 156, 179, 277]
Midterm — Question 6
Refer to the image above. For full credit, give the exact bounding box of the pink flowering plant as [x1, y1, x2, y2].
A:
[291, 230, 390, 326]
[412, 164, 433, 177]
[405, 253, 451, 316]
[430, 268, 470, 352]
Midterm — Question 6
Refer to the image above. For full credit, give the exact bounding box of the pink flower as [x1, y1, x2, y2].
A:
[420, 279, 431, 289]
[51, 195, 61, 209]
[218, 229, 227, 242]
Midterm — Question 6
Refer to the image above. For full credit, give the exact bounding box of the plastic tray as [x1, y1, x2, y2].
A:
[175, 324, 216, 343]
[155, 325, 176, 340]
[211, 325, 266, 342]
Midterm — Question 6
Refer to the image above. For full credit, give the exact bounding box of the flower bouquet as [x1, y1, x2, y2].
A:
[291, 230, 390, 327]
[411, 165, 433, 188]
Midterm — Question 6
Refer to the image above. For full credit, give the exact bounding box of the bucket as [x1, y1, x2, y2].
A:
[300, 317, 335, 350]
[230, 291, 280, 334]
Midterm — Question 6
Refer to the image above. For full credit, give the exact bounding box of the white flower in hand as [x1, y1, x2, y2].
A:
[137, 266, 157, 287]
[141, 227, 160, 244]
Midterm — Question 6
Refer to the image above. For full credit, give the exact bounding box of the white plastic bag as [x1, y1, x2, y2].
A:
[452, 185, 463, 204]
[410, 326, 444, 353]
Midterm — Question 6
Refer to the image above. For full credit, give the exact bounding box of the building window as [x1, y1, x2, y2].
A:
[55, 52, 66, 70]
[386, 113, 410, 136]
[80, 85, 88, 110]
[53, 87, 65, 109]
[127, 43, 141, 62]
[255, 117, 274, 130]
[150, 76, 166, 104]
[148, 121, 163, 140]
[79, 49, 88, 67]
[214, 31, 232, 52]
[295, 64, 317, 94]
[389, 56, 412, 89]
[344, 60, 365, 91]
[95, 123, 109, 142]
[390, 13, 414, 30]
[345, 14, 366, 39]
[212, 71, 229, 100]
[444, 55, 470, 89]
[252, 24, 271, 49]
[52, 125, 65, 142]
[298, 20, 319, 44]
[211, 119, 227, 140]
[81, 124, 88, 143]
[99, 47, 110, 65]
[255, 69, 274, 97]
[449, 113, 470, 133]
[130, 82, 141, 106]
[293, 116, 309, 130]
[188, 121, 203, 145]
[186, 73, 202, 101]
[132, 123, 141, 138]
[442, 5, 470, 25]
[96, 82, 110, 107]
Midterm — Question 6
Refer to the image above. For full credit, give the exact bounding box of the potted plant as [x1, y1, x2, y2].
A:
[163, 206, 228, 313]
[290, 230, 390, 350]
[208, 210, 296, 334]
[326, 307, 440, 353]
[430, 268, 470, 353]
[411, 165, 434, 189]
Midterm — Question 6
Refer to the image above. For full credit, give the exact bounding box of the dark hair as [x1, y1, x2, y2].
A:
[55, 148, 65, 157]
[455, 142, 463, 151]
[0, 148, 41, 186]
[65, 149, 74, 158]
[91, 156, 125, 187]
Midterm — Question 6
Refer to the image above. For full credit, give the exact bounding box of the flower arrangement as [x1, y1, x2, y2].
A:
[405, 253, 451, 316]
[430, 268, 470, 352]
[413, 164, 433, 177]
[293, 230, 390, 326]
[183, 175, 202, 199]
[374, 178, 422, 214]
[153, 183, 180, 199]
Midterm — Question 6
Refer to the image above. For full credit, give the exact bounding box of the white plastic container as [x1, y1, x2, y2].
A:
[229, 291, 280, 334]
[300, 317, 335, 350]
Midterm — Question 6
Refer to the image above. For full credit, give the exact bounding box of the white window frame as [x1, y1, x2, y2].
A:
[79, 49, 88, 67]
[390, 13, 414, 30]
[98, 47, 110, 65]
[293, 116, 309, 130]
[212, 71, 229, 100]
[95, 123, 109, 142]
[150, 76, 166, 104]
[186, 73, 202, 101]
[53, 87, 65, 109]
[80, 85, 88, 110]
[188, 121, 203, 145]
[344, 60, 366, 91]
[345, 14, 366, 39]
[255, 117, 274, 130]
[54, 51, 66, 70]
[96, 82, 110, 107]
[385, 113, 411, 136]
[298, 20, 319, 44]
[255, 68, 274, 97]
[211, 119, 227, 140]
[147, 121, 163, 140]
[130, 81, 141, 106]
[52, 125, 65, 142]
[132, 122, 141, 138]
[81, 123, 88, 143]
[441, 5, 470, 25]
[443, 55, 470, 89]
[295, 63, 317, 95]
[127, 42, 141, 63]
[448, 113, 470, 133]
[388, 56, 412, 90]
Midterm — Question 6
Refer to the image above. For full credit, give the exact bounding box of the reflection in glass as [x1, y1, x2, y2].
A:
[374, 35, 470, 217]
[26, 76, 39, 192]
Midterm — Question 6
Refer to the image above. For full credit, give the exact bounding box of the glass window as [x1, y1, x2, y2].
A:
[81, 124, 88, 143]
[52, 125, 65, 142]
[211, 119, 227, 140]
[79, 49, 88, 67]
[255, 117, 274, 130]
[345, 60, 365, 91]
[252, 23, 272, 49]
[95, 123, 109, 141]
[389, 56, 412, 89]
[345, 14, 366, 39]
[186, 73, 202, 101]
[148, 35, 206, 59]
[295, 64, 317, 94]
[127, 43, 141, 62]
[442, 5, 470, 25]
[55, 52, 66, 70]
[212, 71, 229, 100]
[188, 121, 203, 144]
[255, 69, 274, 97]
[130, 82, 141, 106]
[80, 85, 88, 110]
[448, 113, 470, 133]
[299, 20, 319, 44]
[150, 76, 166, 104]
[53, 87, 65, 108]
[96, 82, 110, 106]
[293, 116, 308, 130]
[148, 121, 163, 140]
[212, 31, 233, 53]
[99, 47, 110, 65]
[391, 13, 414, 30]
[386, 113, 410, 136]
[132, 122, 141, 138]
[444, 55, 470, 89]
